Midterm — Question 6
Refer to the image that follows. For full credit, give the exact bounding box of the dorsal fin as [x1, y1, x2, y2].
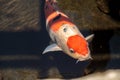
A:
[85, 34, 94, 42]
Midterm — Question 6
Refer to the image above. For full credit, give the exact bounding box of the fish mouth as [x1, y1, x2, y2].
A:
[76, 55, 92, 63]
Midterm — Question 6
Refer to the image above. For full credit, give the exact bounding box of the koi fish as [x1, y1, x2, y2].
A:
[43, 0, 94, 63]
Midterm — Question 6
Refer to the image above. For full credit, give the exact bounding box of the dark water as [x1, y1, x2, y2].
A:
[0, 26, 120, 79]
[0, 31, 90, 78]
[0, 29, 120, 79]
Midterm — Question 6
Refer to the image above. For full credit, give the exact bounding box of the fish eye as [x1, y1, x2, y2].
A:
[63, 27, 67, 32]
[73, 26, 76, 29]
[69, 48, 75, 53]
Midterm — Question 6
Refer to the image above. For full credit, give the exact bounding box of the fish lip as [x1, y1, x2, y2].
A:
[76, 55, 92, 64]
[78, 57, 88, 61]
[77, 53, 92, 61]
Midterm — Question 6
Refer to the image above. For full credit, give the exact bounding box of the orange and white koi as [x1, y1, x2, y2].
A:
[43, 0, 94, 63]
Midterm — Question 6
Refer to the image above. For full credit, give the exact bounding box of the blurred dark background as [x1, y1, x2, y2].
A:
[0, 0, 120, 79]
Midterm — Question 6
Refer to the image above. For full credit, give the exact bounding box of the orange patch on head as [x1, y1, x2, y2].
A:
[67, 35, 88, 56]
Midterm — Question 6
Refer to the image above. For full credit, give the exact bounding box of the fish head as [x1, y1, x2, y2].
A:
[56, 23, 92, 61]
[67, 34, 91, 61]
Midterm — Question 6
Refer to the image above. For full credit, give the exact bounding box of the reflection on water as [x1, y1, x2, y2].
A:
[107, 31, 120, 69]
[86, 30, 113, 73]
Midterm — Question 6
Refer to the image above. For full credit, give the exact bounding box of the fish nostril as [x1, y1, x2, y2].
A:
[79, 50, 88, 56]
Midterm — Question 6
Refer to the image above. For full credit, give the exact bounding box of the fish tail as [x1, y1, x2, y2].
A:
[45, 0, 57, 3]
[45, 0, 58, 11]
[53, 0, 57, 3]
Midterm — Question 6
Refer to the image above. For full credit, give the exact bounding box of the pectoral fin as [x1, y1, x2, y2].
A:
[42, 43, 62, 54]
[85, 34, 94, 42]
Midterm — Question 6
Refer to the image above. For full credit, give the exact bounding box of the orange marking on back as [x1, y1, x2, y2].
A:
[67, 35, 88, 56]
[50, 20, 74, 32]
[46, 11, 68, 25]
[59, 12, 68, 18]
[46, 12, 58, 24]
